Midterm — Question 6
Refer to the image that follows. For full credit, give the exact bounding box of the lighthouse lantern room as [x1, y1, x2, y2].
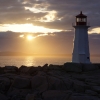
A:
[72, 11, 90, 63]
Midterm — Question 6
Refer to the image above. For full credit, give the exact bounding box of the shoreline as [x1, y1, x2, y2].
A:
[0, 63, 100, 100]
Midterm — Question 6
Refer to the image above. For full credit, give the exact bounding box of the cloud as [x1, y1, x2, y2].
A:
[0, 0, 100, 31]
[89, 27, 100, 34]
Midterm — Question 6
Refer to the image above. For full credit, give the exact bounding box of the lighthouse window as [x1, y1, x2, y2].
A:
[77, 18, 80, 22]
[87, 57, 89, 59]
[82, 18, 86, 22]
[77, 18, 86, 22]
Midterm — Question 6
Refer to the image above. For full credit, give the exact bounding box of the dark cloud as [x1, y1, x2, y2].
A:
[0, 0, 99, 30]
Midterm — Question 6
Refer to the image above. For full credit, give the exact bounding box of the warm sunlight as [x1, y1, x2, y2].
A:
[27, 35, 35, 40]
[89, 27, 100, 34]
[0, 24, 62, 33]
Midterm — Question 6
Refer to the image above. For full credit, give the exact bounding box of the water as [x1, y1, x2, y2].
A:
[0, 56, 100, 67]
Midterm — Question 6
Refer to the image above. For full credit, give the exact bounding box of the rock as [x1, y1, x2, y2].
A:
[25, 94, 34, 100]
[31, 75, 48, 92]
[91, 86, 100, 93]
[63, 63, 82, 72]
[19, 66, 31, 74]
[63, 79, 73, 90]
[47, 76, 66, 90]
[7, 88, 20, 97]
[0, 93, 8, 100]
[0, 77, 10, 93]
[93, 63, 100, 68]
[0, 67, 4, 74]
[69, 96, 100, 100]
[73, 80, 89, 93]
[72, 93, 87, 96]
[4, 66, 18, 73]
[82, 64, 99, 72]
[7, 88, 32, 100]
[42, 64, 48, 71]
[48, 64, 62, 70]
[72, 74, 87, 81]
[12, 77, 30, 89]
[85, 90, 98, 96]
[29, 67, 41, 75]
[42, 90, 72, 100]
[37, 71, 46, 76]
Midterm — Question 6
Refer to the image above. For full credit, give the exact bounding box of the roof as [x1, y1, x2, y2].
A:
[76, 11, 87, 18]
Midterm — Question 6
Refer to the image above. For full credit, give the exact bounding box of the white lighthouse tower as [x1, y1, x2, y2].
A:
[72, 11, 90, 63]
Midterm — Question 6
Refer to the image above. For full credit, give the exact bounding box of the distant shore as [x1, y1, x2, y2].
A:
[0, 52, 100, 57]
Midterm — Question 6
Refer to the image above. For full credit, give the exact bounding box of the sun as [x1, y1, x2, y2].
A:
[27, 35, 34, 40]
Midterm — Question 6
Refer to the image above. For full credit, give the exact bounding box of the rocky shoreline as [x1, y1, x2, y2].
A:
[0, 63, 100, 100]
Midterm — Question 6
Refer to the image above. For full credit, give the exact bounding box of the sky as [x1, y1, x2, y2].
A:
[0, 0, 100, 55]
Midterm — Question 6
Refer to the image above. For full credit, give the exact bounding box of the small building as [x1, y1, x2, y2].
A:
[72, 11, 90, 63]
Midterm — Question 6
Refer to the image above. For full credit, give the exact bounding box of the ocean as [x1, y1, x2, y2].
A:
[0, 56, 100, 67]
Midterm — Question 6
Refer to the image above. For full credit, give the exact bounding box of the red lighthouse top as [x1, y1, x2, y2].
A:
[76, 11, 87, 25]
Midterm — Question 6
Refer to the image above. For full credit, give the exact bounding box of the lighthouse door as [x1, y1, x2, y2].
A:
[79, 54, 85, 63]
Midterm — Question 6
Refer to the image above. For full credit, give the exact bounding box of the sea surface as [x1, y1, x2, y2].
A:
[0, 56, 100, 67]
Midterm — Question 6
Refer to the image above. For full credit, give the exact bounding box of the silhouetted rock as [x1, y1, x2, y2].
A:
[91, 86, 100, 93]
[4, 66, 18, 73]
[82, 64, 99, 72]
[0, 63, 100, 100]
[19, 65, 31, 74]
[47, 76, 66, 90]
[29, 67, 41, 75]
[62, 78, 73, 90]
[31, 75, 48, 92]
[63, 63, 82, 72]
[25, 94, 34, 100]
[12, 77, 30, 89]
[42, 90, 72, 100]
[0, 93, 8, 100]
[0, 77, 10, 94]
[48, 64, 62, 70]
[0, 67, 4, 74]
[73, 80, 89, 93]
[85, 90, 98, 96]
[69, 96, 100, 100]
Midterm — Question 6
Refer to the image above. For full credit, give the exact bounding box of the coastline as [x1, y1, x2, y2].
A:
[0, 63, 100, 100]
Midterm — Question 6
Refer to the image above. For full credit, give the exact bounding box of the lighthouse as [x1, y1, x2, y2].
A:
[72, 11, 90, 63]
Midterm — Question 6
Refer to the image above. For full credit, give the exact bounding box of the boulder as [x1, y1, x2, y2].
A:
[47, 76, 66, 90]
[48, 64, 62, 70]
[91, 86, 100, 93]
[0, 67, 4, 74]
[0, 77, 10, 93]
[25, 94, 34, 100]
[31, 75, 48, 92]
[37, 71, 46, 76]
[12, 77, 30, 89]
[82, 64, 99, 72]
[0, 93, 8, 100]
[4, 66, 18, 73]
[7, 88, 20, 99]
[69, 96, 100, 100]
[73, 80, 89, 93]
[85, 90, 98, 96]
[62, 79, 73, 90]
[63, 63, 82, 73]
[19, 66, 31, 74]
[42, 64, 48, 71]
[42, 90, 72, 100]
[28, 67, 41, 75]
